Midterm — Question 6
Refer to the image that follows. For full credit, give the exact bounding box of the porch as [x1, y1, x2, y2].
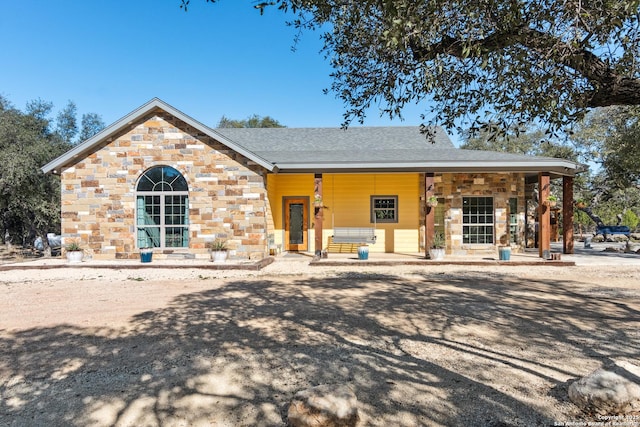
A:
[307, 246, 575, 266]
[307, 240, 639, 267]
[270, 171, 579, 261]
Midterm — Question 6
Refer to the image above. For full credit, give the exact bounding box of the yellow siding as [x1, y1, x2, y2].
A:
[267, 174, 314, 248]
[268, 173, 421, 253]
[393, 229, 420, 254]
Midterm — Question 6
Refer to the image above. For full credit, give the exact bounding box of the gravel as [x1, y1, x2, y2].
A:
[1, 257, 639, 426]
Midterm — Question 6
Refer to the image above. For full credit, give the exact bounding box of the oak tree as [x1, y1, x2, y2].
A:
[78, 112, 106, 143]
[217, 114, 285, 128]
[184, 0, 640, 135]
[0, 97, 69, 247]
[571, 106, 640, 189]
[0, 97, 104, 250]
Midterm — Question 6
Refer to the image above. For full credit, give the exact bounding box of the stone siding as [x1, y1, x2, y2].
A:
[60, 110, 269, 260]
[434, 172, 525, 255]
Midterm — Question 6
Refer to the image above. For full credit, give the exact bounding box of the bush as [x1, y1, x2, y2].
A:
[622, 210, 639, 231]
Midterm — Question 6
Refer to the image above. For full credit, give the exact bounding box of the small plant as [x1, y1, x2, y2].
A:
[64, 239, 84, 263]
[65, 240, 82, 252]
[426, 195, 439, 207]
[209, 239, 229, 263]
[545, 195, 558, 209]
[544, 194, 558, 207]
[430, 232, 445, 248]
[208, 239, 228, 251]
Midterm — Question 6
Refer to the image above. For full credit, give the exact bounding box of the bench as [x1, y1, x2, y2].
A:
[332, 227, 377, 245]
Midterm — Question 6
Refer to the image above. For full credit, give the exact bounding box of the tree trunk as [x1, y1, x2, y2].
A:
[576, 206, 606, 228]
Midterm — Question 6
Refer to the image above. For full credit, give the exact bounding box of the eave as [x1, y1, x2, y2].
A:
[271, 159, 585, 177]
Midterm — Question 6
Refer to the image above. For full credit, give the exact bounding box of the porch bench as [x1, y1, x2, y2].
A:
[332, 227, 377, 245]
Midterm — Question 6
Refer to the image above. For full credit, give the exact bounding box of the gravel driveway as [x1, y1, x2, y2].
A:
[1, 260, 639, 426]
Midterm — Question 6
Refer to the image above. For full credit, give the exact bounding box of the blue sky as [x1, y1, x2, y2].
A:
[1, 0, 450, 138]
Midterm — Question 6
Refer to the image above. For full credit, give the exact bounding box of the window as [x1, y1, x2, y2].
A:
[136, 166, 189, 249]
[509, 197, 518, 244]
[371, 196, 398, 223]
[462, 197, 494, 244]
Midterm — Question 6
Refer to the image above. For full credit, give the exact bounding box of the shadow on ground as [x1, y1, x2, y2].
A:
[1, 271, 639, 426]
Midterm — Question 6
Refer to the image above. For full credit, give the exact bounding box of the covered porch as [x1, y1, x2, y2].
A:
[304, 172, 578, 260]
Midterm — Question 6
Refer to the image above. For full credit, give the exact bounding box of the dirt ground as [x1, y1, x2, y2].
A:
[1, 257, 639, 426]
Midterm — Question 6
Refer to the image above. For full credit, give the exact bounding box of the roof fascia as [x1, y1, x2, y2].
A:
[271, 159, 584, 175]
[41, 98, 276, 174]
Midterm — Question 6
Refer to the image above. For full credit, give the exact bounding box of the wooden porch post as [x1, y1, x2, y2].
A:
[425, 173, 435, 259]
[538, 172, 551, 258]
[563, 175, 574, 254]
[314, 173, 323, 257]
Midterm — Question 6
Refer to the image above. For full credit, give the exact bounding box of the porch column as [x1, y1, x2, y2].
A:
[314, 173, 323, 257]
[563, 175, 574, 254]
[538, 172, 551, 258]
[425, 173, 435, 259]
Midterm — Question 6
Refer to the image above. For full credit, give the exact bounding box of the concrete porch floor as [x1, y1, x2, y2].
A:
[306, 245, 572, 267]
[308, 251, 572, 266]
[305, 241, 639, 267]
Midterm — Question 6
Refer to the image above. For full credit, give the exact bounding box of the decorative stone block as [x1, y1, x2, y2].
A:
[569, 361, 640, 415]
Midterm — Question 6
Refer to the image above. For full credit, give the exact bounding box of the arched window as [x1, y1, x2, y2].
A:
[136, 166, 189, 249]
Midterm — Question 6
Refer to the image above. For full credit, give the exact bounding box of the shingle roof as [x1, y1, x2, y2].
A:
[215, 127, 582, 175]
[215, 126, 454, 152]
[42, 98, 583, 177]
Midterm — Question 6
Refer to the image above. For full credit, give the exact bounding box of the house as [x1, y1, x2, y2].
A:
[42, 98, 582, 260]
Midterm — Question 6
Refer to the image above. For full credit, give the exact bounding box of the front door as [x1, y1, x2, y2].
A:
[284, 197, 308, 251]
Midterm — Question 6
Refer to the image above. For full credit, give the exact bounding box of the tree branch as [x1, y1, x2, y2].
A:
[409, 27, 640, 108]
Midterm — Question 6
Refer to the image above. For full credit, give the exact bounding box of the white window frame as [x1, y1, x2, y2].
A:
[136, 166, 189, 249]
[462, 196, 494, 244]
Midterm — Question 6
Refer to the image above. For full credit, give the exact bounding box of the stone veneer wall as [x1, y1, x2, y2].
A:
[60, 111, 269, 260]
[433, 172, 525, 255]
